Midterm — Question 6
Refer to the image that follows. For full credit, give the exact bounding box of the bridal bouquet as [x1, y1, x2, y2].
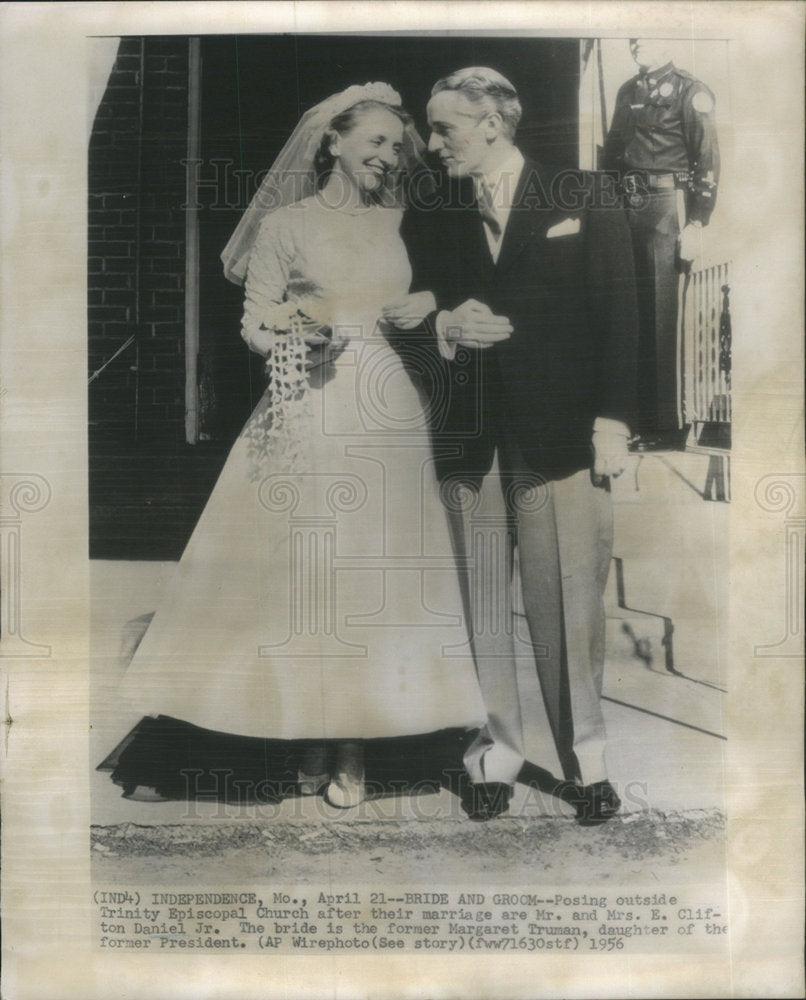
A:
[243, 298, 335, 480]
[260, 300, 332, 340]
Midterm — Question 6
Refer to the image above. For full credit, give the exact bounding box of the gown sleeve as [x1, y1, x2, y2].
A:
[240, 210, 296, 354]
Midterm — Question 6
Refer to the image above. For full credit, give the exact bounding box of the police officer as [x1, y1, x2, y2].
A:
[603, 38, 720, 448]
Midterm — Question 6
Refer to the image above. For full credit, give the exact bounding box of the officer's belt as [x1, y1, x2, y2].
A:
[623, 171, 678, 192]
[645, 173, 677, 190]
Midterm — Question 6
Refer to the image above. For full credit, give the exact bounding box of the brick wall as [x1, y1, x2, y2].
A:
[88, 37, 189, 442]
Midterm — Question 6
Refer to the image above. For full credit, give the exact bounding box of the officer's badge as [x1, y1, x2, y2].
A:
[660, 82, 674, 97]
[692, 90, 714, 113]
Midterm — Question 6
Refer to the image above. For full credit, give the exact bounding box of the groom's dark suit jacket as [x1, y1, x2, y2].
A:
[400, 158, 639, 483]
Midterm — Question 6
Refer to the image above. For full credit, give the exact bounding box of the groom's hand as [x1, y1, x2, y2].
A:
[382, 291, 437, 329]
[592, 417, 630, 481]
[439, 299, 513, 349]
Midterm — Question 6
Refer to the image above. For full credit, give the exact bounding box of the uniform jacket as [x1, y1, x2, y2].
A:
[399, 157, 639, 484]
[602, 62, 720, 224]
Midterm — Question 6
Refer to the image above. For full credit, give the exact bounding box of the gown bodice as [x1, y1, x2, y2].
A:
[243, 197, 412, 343]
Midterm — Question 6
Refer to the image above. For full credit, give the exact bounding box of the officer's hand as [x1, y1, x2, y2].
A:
[441, 299, 513, 349]
[382, 291, 437, 329]
[593, 422, 630, 481]
[678, 223, 703, 263]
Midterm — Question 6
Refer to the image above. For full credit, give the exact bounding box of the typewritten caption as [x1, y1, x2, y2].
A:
[94, 886, 729, 954]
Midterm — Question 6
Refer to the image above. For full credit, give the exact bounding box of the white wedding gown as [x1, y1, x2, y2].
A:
[118, 198, 485, 740]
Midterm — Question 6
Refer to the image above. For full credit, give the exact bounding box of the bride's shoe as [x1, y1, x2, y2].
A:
[324, 741, 365, 809]
[298, 772, 329, 797]
[298, 744, 329, 796]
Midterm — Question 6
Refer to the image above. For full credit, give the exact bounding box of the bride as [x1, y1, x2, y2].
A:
[100, 83, 485, 809]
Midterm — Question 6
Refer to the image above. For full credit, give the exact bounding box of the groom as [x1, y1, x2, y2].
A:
[388, 67, 639, 822]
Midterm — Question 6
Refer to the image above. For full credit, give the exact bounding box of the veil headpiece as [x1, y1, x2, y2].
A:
[221, 82, 428, 285]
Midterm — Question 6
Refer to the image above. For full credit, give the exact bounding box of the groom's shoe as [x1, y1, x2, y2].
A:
[460, 781, 513, 822]
[571, 780, 621, 826]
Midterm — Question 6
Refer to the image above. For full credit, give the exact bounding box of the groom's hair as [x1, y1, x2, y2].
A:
[431, 67, 522, 139]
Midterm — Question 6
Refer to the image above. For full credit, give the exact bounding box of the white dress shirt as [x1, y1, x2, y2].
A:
[473, 146, 525, 263]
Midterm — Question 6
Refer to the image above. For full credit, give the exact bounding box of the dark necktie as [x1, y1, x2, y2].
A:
[476, 179, 502, 240]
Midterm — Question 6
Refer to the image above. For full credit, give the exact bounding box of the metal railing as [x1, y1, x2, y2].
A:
[680, 261, 732, 428]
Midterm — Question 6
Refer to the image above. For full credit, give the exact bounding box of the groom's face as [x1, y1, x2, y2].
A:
[426, 90, 491, 177]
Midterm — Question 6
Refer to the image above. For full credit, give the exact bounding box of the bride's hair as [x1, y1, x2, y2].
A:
[314, 99, 413, 188]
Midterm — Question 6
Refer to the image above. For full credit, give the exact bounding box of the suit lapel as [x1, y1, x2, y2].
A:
[495, 158, 561, 274]
[449, 176, 496, 283]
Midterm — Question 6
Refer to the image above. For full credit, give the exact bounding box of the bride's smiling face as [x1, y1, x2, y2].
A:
[329, 107, 405, 197]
